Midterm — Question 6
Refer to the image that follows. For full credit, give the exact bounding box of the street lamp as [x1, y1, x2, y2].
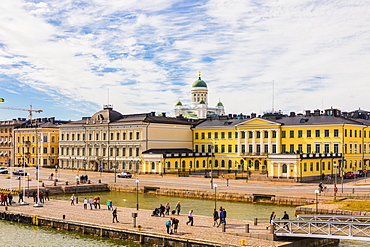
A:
[114, 146, 117, 183]
[214, 184, 218, 210]
[314, 189, 320, 214]
[136, 178, 139, 210]
[33, 165, 43, 207]
[75, 175, 79, 204]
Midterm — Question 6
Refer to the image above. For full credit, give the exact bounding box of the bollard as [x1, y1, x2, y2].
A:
[240, 239, 246, 246]
[42, 182, 44, 187]
[269, 225, 274, 234]
[98, 179, 101, 183]
[254, 218, 258, 225]
[54, 181, 57, 186]
[62, 215, 66, 220]
[77, 180, 80, 185]
[66, 181, 69, 185]
[245, 224, 249, 233]
[352, 188, 355, 194]
[5, 206, 8, 211]
[221, 223, 226, 232]
[88, 180, 91, 184]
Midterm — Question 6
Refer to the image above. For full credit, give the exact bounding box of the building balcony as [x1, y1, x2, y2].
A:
[241, 152, 268, 158]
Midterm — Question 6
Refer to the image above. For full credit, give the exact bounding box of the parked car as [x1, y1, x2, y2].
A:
[0, 167, 8, 174]
[117, 172, 132, 178]
[13, 170, 29, 176]
[357, 170, 366, 177]
[343, 172, 357, 179]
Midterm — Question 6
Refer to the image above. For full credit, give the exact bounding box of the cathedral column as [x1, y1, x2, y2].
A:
[276, 129, 280, 153]
[268, 130, 272, 153]
[245, 131, 248, 154]
[259, 130, 263, 154]
[252, 130, 256, 153]
[277, 163, 281, 178]
[237, 131, 241, 156]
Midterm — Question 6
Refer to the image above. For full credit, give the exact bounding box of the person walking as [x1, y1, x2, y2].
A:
[70, 194, 75, 206]
[220, 208, 227, 225]
[282, 211, 290, 230]
[213, 208, 220, 227]
[112, 207, 119, 223]
[186, 209, 194, 226]
[89, 197, 93, 210]
[159, 204, 165, 217]
[18, 191, 23, 203]
[83, 198, 88, 209]
[165, 202, 170, 215]
[45, 189, 50, 201]
[175, 201, 181, 215]
[171, 217, 179, 233]
[8, 192, 13, 206]
[166, 219, 172, 234]
[267, 211, 276, 229]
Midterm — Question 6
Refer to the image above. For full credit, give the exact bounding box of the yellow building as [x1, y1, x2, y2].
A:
[144, 108, 370, 182]
[14, 117, 66, 168]
[0, 119, 26, 167]
[59, 105, 197, 173]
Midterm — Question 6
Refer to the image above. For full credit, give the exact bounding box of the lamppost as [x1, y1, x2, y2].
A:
[75, 175, 79, 204]
[33, 165, 43, 207]
[136, 178, 139, 210]
[315, 189, 320, 214]
[334, 162, 338, 185]
[210, 145, 214, 189]
[20, 151, 29, 206]
[114, 146, 117, 183]
[214, 184, 218, 210]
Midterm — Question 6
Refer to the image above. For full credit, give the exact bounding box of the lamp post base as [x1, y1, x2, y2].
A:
[33, 203, 43, 207]
[20, 201, 29, 206]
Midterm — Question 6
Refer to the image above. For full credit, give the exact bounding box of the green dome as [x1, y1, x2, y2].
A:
[217, 101, 223, 106]
[176, 100, 182, 106]
[192, 77, 207, 88]
[199, 99, 206, 104]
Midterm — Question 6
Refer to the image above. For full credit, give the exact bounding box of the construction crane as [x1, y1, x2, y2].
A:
[0, 105, 43, 122]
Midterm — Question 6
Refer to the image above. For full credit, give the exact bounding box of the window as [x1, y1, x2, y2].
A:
[272, 144, 276, 153]
[129, 132, 133, 140]
[264, 144, 268, 153]
[235, 132, 238, 139]
[316, 162, 319, 171]
[228, 132, 232, 139]
[123, 132, 126, 140]
[235, 145, 238, 153]
[122, 148, 126, 156]
[256, 144, 261, 153]
[214, 145, 219, 153]
[256, 131, 260, 138]
[136, 132, 140, 140]
[103, 133, 107, 140]
[136, 148, 140, 156]
[241, 132, 245, 139]
[129, 148, 133, 156]
[241, 144, 245, 153]
[61, 134, 64, 141]
[43, 147, 47, 154]
[324, 130, 329, 137]
[334, 144, 339, 153]
[324, 143, 329, 153]
[264, 131, 268, 138]
[307, 144, 312, 153]
[272, 131, 276, 138]
[195, 133, 199, 139]
[214, 132, 219, 139]
[334, 129, 339, 137]
[96, 133, 99, 140]
[221, 145, 225, 153]
[228, 145, 232, 152]
[290, 130, 294, 138]
[221, 132, 225, 139]
[116, 132, 120, 140]
[195, 145, 199, 153]
[310, 162, 313, 171]
[306, 130, 311, 138]
[315, 143, 320, 153]
[282, 131, 286, 138]
[289, 144, 294, 153]
[221, 160, 225, 168]
[304, 163, 307, 172]
[208, 145, 212, 152]
[355, 130, 357, 138]
[298, 130, 302, 138]
[350, 130, 352, 137]
[43, 136, 48, 142]
[345, 129, 347, 137]
[322, 162, 325, 171]
[201, 133, 205, 139]
[201, 145, 205, 153]
[66, 134, 69, 140]
[315, 130, 320, 138]
[208, 132, 211, 139]
[282, 144, 286, 153]
[249, 132, 253, 138]
[298, 144, 303, 153]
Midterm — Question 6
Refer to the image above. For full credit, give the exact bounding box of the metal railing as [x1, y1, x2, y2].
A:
[297, 215, 370, 223]
[273, 219, 370, 241]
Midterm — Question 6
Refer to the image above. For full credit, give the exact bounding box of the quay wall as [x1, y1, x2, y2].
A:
[108, 184, 314, 206]
[296, 206, 370, 216]
[0, 210, 237, 247]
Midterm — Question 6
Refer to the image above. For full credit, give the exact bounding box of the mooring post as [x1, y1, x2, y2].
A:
[245, 224, 249, 233]
[254, 217, 258, 225]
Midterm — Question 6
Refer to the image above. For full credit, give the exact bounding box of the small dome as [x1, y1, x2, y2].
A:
[217, 101, 223, 107]
[199, 99, 206, 104]
[176, 100, 182, 106]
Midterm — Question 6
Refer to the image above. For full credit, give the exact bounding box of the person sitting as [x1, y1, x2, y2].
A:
[151, 208, 160, 216]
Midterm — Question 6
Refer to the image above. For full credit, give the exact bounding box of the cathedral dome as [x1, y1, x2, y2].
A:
[192, 76, 207, 88]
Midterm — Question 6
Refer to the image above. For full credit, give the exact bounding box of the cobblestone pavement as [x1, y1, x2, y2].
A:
[4, 199, 289, 247]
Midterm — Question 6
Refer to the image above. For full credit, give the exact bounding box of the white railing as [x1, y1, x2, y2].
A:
[273, 220, 370, 241]
[297, 215, 370, 223]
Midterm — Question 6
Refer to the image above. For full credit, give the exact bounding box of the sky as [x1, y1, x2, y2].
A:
[0, 0, 370, 121]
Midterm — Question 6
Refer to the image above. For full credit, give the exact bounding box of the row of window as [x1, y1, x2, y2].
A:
[302, 160, 361, 172]
[17, 158, 53, 166]
[61, 160, 138, 171]
[61, 131, 140, 141]
[17, 135, 55, 143]
[282, 129, 339, 138]
[60, 147, 141, 157]
[195, 131, 278, 140]
[17, 147, 57, 154]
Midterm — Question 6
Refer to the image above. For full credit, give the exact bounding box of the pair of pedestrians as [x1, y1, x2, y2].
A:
[213, 207, 227, 227]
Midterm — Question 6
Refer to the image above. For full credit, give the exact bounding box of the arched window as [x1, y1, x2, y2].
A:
[221, 160, 225, 168]
[167, 161, 171, 168]
[215, 160, 219, 168]
[282, 164, 287, 173]
[189, 161, 193, 168]
[228, 160, 232, 169]
[175, 161, 178, 168]
[254, 160, 260, 170]
[196, 160, 199, 168]
[202, 160, 206, 168]
[182, 160, 186, 168]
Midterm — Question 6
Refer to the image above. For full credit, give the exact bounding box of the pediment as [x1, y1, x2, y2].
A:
[235, 118, 281, 128]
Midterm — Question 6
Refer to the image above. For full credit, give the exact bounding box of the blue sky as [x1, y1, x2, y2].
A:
[1, 0, 370, 121]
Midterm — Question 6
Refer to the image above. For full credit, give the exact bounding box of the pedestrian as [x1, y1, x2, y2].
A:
[165, 202, 170, 215]
[220, 208, 227, 225]
[39, 191, 44, 203]
[112, 207, 119, 223]
[45, 189, 50, 201]
[49, 173, 54, 180]
[18, 191, 23, 203]
[334, 184, 338, 200]
[159, 204, 165, 217]
[186, 209, 194, 226]
[3, 194, 8, 206]
[171, 217, 179, 233]
[8, 192, 13, 206]
[89, 197, 93, 210]
[70, 194, 75, 206]
[318, 182, 323, 192]
[166, 219, 172, 234]
[213, 208, 219, 227]
[93, 197, 97, 209]
[107, 200, 112, 210]
[327, 175, 331, 184]
[267, 211, 276, 229]
[83, 198, 88, 209]
[175, 201, 181, 215]
[226, 178, 229, 186]
[282, 211, 289, 230]
[97, 197, 101, 209]
[321, 173, 325, 181]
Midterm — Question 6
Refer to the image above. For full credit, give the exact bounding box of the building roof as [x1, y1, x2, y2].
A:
[142, 148, 193, 154]
[192, 76, 207, 88]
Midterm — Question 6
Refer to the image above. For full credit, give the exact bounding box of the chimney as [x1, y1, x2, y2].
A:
[162, 112, 166, 117]
[290, 112, 296, 117]
[251, 113, 257, 118]
[313, 109, 320, 116]
[151, 111, 156, 116]
[305, 110, 311, 117]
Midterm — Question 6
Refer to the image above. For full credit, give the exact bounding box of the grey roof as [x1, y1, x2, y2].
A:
[142, 148, 193, 154]
[276, 115, 370, 126]
[193, 118, 245, 128]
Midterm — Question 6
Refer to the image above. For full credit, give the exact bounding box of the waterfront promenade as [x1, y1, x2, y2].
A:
[2, 199, 285, 247]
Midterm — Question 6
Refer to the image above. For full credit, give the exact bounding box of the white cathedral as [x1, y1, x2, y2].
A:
[175, 73, 225, 119]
